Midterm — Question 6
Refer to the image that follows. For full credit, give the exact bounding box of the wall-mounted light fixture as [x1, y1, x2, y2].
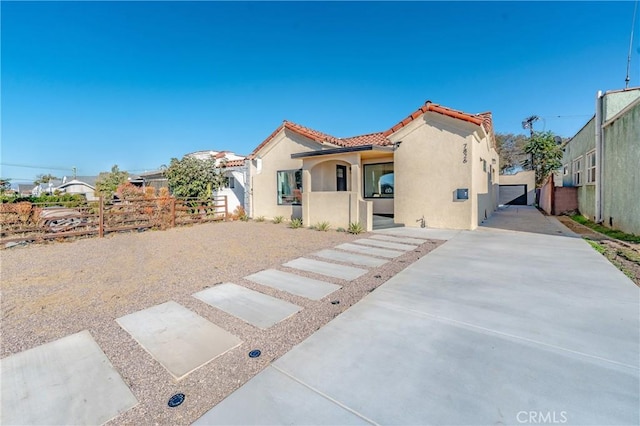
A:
[393, 141, 403, 150]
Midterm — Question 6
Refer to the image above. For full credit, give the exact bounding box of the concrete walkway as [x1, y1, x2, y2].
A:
[195, 206, 639, 425]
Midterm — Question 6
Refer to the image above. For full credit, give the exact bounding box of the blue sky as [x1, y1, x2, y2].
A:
[2, 1, 638, 184]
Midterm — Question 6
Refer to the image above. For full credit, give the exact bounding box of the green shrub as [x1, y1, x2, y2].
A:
[316, 221, 330, 231]
[290, 218, 303, 229]
[255, 216, 265, 222]
[348, 222, 364, 234]
[273, 215, 284, 224]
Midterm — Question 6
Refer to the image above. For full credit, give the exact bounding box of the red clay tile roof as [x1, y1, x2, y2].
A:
[249, 101, 494, 158]
[223, 159, 246, 168]
[249, 121, 391, 158]
[383, 101, 489, 137]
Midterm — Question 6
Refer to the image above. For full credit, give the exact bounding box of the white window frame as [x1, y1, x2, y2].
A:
[586, 150, 596, 184]
[563, 164, 568, 176]
[572, 156, 583, 186]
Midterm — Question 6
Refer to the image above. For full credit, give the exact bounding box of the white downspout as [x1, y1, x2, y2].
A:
[595, 90, 603, 223]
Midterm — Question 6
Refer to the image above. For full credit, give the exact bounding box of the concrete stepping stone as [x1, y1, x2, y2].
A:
[193, 283, 301, 329]
[283, 257, 368, 281]
[116, 301, 242, 380]
[369, 234, 425, 245]
[0, 330, 137, 425]
[315, 249, 388, 268]
[352, 238, 417, 251]
[335, 242, 404, 259]
[245, 269, 341, 300]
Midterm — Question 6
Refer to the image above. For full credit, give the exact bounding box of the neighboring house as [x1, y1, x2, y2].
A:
[56, 179, 97, 201]
[18, 184, 36, 196]
[561, 87, 640, 235]
[130, 170, 169, 193]
[214, 159, 248, 214]
[246, 101, 499, 231]
[185, 150, 248, 213]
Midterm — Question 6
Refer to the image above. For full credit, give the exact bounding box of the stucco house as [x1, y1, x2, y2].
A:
[186, 150, 248, 214]
[561, 87, 640, 235]
[246, 101, 499, 231]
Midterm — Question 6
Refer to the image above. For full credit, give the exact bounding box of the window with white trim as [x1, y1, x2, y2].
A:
[572, 157, 583, 186]
[563, 164, 568, 176]
[586, 151, 596, 184]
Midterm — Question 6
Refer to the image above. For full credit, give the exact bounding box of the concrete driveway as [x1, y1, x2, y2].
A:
[195, 206, 639, 425]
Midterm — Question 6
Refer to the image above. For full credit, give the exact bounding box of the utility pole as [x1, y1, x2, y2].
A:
[522, 115, 539, 171]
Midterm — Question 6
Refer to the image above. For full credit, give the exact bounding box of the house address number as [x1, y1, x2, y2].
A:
[462, 143, 468, 163]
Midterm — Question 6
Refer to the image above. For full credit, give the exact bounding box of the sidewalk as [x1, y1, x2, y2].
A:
[194, 206, 640, 425]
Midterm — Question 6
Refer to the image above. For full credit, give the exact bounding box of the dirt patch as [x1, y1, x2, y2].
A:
[0, 220, 443, 424]
[557, 216, 640, 287]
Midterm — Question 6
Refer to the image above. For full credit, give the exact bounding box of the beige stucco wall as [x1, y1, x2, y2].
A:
[389, 114, 476, 229]
[302, 152, 375, 231]
[471, 128, 500, 226]
[388, 113, 498, 230]
[498, 171, 536, 205]
[249, 129, 321, 220]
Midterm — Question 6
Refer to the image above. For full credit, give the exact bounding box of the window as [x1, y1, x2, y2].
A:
[364, 163, 394, 198]
[563, 164, 568, 176]
[277, 169, 302, 205]
[586, 150, 596, 184]
[223, 176, 235, 189]
[572, 157, 583, 186]
[482, 159, 487, 172]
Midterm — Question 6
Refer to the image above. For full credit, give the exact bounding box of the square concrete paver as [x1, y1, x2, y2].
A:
[314, 249, 388, 268]
[193, 283, 301, 329]
[283, 258, 368, 280]
[369, 234, 425, 245]
[116, 301, 242, 380]
[0, 330, 137, 425]
[352, 238, 417, 251]
[245, 269, 341, 300]
[335, 242, 404, 258]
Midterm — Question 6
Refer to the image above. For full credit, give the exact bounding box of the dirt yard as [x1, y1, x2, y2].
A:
[0, 220, 443, 424]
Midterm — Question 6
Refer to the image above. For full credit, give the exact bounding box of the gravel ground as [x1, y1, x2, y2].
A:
[0, 220, 443, 425]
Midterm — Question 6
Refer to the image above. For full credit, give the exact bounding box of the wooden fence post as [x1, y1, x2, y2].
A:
[171, 198, 176, 228]
[99, 196, 104, 238]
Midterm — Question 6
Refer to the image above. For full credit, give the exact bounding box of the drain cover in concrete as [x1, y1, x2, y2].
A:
[369, 234, 425, 245]
[314, 249, 388, 268]
[352, 238, 417, 251]
[335, 243, 404, 259]
[245, 269, 341, 300]
[116, 301, 242, 380]
[193, 283, 301, 329]
[283, 258, 368, 280]
[0, 330, 137, 425]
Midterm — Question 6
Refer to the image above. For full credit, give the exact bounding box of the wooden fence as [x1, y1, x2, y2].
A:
[0, 196, 228, 247]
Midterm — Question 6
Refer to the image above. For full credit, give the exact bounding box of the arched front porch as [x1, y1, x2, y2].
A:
[292, 145, 394, 232]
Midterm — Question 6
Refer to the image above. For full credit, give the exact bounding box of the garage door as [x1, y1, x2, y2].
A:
[499, 184, 527, 205]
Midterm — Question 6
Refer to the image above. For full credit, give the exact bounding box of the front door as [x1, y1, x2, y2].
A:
[336, 165, 347, 191]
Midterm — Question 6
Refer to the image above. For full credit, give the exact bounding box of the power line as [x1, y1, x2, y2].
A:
[0, 163, 72, 171]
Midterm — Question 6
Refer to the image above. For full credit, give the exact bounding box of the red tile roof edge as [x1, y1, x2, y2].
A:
[249, 101, 494, 158]
[383, 101, 488, 137]
[223, 159, 246, 168]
